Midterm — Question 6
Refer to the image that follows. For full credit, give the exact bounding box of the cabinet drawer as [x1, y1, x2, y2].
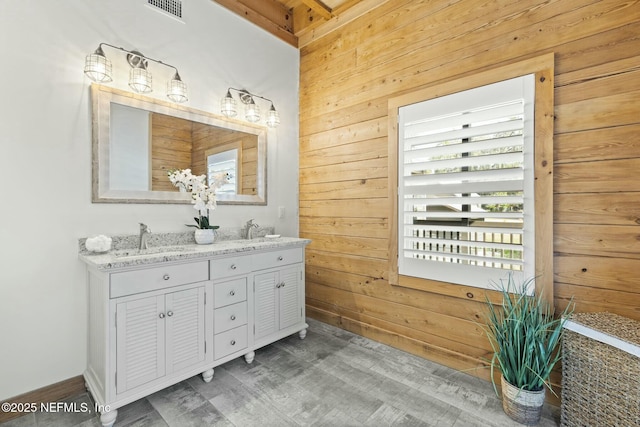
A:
[214, 325, 248, 360]
[214, 277, 247, 308]
[214, 302, 247, 334]
[252, 248, 304, 271]
[110, 261, 209, 298]
[210, 255, 252, 279]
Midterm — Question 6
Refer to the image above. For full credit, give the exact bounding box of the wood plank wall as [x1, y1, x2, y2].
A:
[151, 113, 193, 191]
[239, 136, 259, 195]
[299, 0, 640, 397]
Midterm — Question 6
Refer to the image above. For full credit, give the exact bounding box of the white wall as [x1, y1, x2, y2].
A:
[0, 0, 299, 400]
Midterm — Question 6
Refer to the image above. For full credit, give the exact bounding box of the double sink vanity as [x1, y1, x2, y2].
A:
[82, 83, 305, 426]
[79, 233, 310, 427]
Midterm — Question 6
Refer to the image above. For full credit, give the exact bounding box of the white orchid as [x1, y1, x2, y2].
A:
[167, 169, 228, 229]
[210, 172, 230, 190]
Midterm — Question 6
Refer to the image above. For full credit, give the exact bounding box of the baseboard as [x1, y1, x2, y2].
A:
[0, 376, 86, 423]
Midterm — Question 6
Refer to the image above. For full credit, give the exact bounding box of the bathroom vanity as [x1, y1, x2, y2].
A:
[79, 237, 310, 427]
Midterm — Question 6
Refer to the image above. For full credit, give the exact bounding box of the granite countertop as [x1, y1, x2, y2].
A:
[78, 229, 311, 271]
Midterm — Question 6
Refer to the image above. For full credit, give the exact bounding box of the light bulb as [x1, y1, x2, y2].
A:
[84, 46, 112, 82]
[245, 98, 260, 123]
[167, 73, 188, 103]
[129, 67, 152, 93]
[221, 90, 237, 117]
[266, 103, 280, 128]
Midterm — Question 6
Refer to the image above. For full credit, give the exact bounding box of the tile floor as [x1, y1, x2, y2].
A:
[1, 318, 560, 426]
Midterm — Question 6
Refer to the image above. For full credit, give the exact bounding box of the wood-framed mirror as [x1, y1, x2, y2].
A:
[91, 84, 267, 205]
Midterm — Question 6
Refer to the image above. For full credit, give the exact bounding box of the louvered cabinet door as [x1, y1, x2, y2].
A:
[165, 286, 206, 374]
[253, 271, 278, 340]
[115, 295, 165, 395]
[278, 266, 302, 331]
[254, 265, 304, 342]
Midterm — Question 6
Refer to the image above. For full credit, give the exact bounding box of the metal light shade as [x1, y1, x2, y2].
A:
[84, 47, 112, 82]
[129, 67, 152, 93]
[245, 98, 260, 123]
[166, 73, 188, 103]
[266, 103, 280, 128]
[220, 90, 237, 117]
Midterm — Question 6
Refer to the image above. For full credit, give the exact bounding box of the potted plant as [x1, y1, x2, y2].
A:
[484, 275, 573, 425]
[167, 169, 228, 244]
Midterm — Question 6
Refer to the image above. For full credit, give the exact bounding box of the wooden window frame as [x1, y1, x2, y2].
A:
[388, 53, 555, 305]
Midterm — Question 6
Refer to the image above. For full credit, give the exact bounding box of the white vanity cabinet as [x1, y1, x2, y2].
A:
[253, 248, 306, 347]
[85, 260, 214, 427]
[81, 239, 309, 427]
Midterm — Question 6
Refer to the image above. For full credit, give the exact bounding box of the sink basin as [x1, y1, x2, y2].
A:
[111, 246, 196, 258]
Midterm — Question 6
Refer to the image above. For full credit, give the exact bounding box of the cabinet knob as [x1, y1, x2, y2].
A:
[229, 290, 235, 296]
[230, 315, 236, 321]
[163, 274, 170, 281]
[159, 313, 165, 319]
[167, 311, 173, 317]
[230, 264, 237, 270]
[281, 282, 286, 288]
[278, 256, 283, 261]
[230, 340, 236, 346]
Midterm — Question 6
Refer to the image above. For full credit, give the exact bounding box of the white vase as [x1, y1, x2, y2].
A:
[194, 229, 215, 245]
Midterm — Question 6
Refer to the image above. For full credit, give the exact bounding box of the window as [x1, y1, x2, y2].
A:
[397, 76, 535, 290]
[206, 142, 242, 195]
[389, 55, 554, 298]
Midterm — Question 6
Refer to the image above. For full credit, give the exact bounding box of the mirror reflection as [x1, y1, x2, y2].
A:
[92, 84, 267, 205]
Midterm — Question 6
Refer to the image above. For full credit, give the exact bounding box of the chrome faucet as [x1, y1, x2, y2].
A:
[245, 219, 260, 240]
[139, 223, 151, 250]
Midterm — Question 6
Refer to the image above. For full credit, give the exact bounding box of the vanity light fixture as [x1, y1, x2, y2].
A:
[220, 89, 237, 117]
[126, 51, 152, 94]
[84, 43, 188, 103]
[166, 73, 188, 103]
[84, 45, 112, 83]
[244, 97, 260, 123]
[266, 103, 280, 128]
[221, 88, 280, 128]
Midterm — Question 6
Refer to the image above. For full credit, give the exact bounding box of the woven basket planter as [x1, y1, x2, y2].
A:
[501, 375, 545, 425]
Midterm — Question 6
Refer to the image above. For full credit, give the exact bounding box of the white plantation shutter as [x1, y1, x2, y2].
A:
[208, 149, 238, 194]
[398, 75, 535, 290]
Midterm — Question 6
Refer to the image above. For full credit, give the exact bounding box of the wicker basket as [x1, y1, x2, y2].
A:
[561, 312, 640, 427]
[501, 375, 545, 425]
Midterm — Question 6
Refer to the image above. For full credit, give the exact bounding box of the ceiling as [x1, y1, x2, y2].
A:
[212, 0, 381, 48]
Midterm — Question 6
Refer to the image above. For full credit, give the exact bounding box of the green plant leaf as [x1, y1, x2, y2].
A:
[482, 273, 574, 393]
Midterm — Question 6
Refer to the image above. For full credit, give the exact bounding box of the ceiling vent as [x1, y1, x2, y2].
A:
[147, 0, 182, 19]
